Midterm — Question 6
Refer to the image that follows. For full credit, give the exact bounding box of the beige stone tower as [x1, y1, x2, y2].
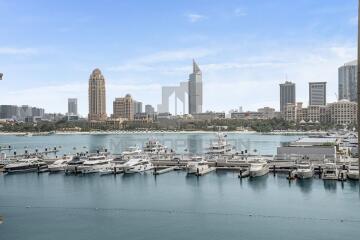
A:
[88, 68, 107, 121]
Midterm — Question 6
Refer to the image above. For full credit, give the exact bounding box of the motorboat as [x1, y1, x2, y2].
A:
[47, 155, 73, 172]
[123, 155, 154, 173]
[78, 155, 113, 174]
[321, 162, 339, 180]
[295, 161, 314, 179]
[4, 158, 47, 173]
[249, 158, 269, 177]
[64, 154, 87, 174]
[186, 156, 209, 174]
[347, 163, 359, 180]
[121, 146, 143, 161]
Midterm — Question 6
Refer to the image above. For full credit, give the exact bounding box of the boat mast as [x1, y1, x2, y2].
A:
[357, 0, 360, 182]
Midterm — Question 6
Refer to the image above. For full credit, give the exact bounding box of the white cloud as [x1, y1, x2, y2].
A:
[0, 47, 38, 55]
[234, 8, 247, 17]
[186, 13, 206, 23]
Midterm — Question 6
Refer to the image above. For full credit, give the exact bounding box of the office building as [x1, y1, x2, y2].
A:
[88, 68, 107, 121]
[309, 82, 326, 106]
[280, 81, 296, 113]
[188, 60, 203, 115]
[338, 60, 357, 102]
[133, 101, 143, 114]
[145, 104, 155, 114]
[68, 98, 78, 115]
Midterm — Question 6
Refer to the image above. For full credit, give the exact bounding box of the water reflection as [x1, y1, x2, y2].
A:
[248, 175, 268, 191]
[187, 134, 203, 154]
[295, 179, 313, 194]
[323, 180, 337, 192]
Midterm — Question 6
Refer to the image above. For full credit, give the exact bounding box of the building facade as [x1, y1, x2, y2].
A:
[145, 104, 155, 114]
[309, 82, 326, 106]
[68, 98, 78, 116]
[338, 60, 357, 102]
[113, 94, 134, 120]
[133, 101, 143, 114]
[88, 68, 107, 121]
[280, 81, 296, 113]
[327, 100, 357, 125]
[188, 60, 203, 115]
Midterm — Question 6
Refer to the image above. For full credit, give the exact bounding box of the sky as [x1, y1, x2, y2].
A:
[0, 0, 358, 116]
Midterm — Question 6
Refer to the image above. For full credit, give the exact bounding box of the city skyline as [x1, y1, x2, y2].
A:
[0, 0, 358, 115]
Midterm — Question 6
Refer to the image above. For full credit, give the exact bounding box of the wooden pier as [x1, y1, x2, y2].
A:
[195, 167, 216, 176]
[153, 166, 176, 175]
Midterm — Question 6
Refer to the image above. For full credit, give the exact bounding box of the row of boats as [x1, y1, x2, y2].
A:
[1, 133, 359, 180]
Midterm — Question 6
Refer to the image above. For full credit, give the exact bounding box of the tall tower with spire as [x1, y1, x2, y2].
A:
[188, 60, 203, 114]
[88, 68, 107, 121]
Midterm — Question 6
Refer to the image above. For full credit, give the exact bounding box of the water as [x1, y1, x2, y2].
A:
[1, 133, 360, 240]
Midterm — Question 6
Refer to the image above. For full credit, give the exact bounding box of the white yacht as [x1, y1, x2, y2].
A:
[186, 156, 210, 174]
[295, 161, 314, 179]
[4, 158, 47, 173]
[321, 162, 339, 180]
[123, 155, 154, 173]
[64, 154, 87, 174]
[347, 163, 359, 180]
[121, 146, 143, 161]
[206, 132, 235, 156]
[78, 155, 113, 174]
[249, 159, 269, 177]
[143, 139, 168, 155]
[48, 155, 73, 172]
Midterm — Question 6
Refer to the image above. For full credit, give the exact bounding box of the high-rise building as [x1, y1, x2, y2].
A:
[188, 60, 203, 115]
[113, 94, 134, 120]
[133, 101, 143, 114]
[338, 60, 357, 102]
[68, 98, 78, 115]
[0, 105, 19, 119]
[145, 104, 155, 114]
[88, 68, 107, 121]
[309, 82, 326, 106]
[280, 81, 296, 113]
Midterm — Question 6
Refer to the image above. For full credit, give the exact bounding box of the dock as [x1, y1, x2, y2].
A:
[195, 167, 216, 176]
[153, 166, 176, 175]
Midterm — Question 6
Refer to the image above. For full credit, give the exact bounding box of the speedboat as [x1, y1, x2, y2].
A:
[347, 163, 359, 180]
[186, 156, 209, 174]
[123, 155, 154, 173]
[296, 161, 314, 179]
[321, 162, 339, 180]
[4, 158, 47, 173]
[48, 155, 73, 172]
[64, 154, 87, 174]
[249, 159, 269, 177]
[78, 155, 113, 174]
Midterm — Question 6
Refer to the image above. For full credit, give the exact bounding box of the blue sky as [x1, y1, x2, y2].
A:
[0, 0, 358, 115]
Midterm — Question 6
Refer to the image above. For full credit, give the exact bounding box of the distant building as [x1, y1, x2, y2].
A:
[0, 105, 19, 120]
[133, 101, 143, 114]
[231, 107, 276, 120]
[192, 112, 225, 120]
[145, 104, 155, 114]
[338, 60, 357, 102]
[113, 94, 134, 120]
[188, 60, 203, 115]
[280, 81, 296, 113]
[88, 68, 107, 121]
[327, 100, 357, 125]
[257, 107, 276, 119]
[68, 98, 78, 115]
[309, 82, 326, 106]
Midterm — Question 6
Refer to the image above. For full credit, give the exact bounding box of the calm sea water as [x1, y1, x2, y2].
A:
[1, 133, 360, 240]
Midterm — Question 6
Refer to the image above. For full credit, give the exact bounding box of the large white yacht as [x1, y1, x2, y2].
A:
[206, 132, 235, 156]
[249, 158, 269, 177]
[4, 158, 47, 173]
[295, 161, 314, 179]
[321, 162, 339, 180]
[143, 139, 168, 155]
[78, 155, 113, 174]
[64, 154, 87, 174]
[123, 155, 154, 173]
[186, 156, 210, 174]
[121, 146, 143, 161]
[48, 155, 73, 172]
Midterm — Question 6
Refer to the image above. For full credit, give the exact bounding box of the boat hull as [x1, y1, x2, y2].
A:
[124, 164, 154, 174]
[296, 170, 314, 179]
[347, 171, 359, 180]
[250, 166, 269, 177]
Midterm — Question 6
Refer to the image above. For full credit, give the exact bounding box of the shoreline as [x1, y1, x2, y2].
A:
[0, 130, 324, 136]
